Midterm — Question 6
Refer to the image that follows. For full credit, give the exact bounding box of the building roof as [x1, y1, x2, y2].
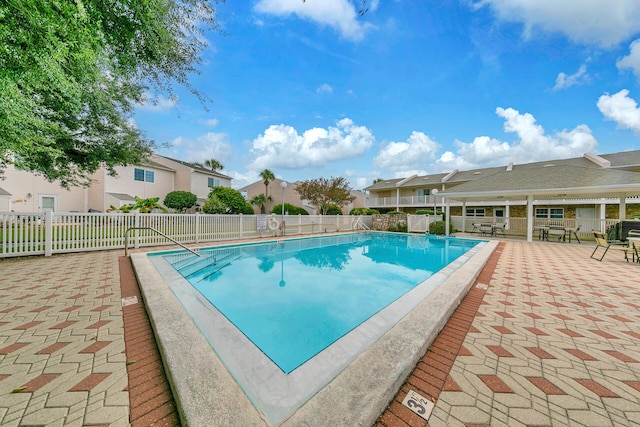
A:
[0, 187, 11, 197]
[440, 164, 640, 201]
[140, 159, 175, 172]
[155, 155, 232, 180]
[107, 192, 136, 201]
[364, 150, 640, 194]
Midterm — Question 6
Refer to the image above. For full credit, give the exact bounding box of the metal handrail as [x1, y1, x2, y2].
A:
[124, 227, 201, 257]
[353, 215, 370, 231]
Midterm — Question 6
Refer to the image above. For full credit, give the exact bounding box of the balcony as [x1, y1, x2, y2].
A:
[366, 195, 438, 209]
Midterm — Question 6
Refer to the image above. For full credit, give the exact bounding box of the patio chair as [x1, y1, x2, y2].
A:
[494, 222, 507, 237]
[591, 231, 634, 262]
[547, 226, 566, 242]
[479, 223, 494, 237]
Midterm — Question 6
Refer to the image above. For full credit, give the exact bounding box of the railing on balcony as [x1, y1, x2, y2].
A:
[366, 195, 439, 208]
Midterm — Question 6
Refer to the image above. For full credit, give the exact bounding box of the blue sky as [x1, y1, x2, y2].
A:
[134, 0, 640, 190]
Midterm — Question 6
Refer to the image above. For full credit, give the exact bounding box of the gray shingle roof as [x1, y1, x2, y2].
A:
[155, 155, 232, 180]
[107, 192, 136, 201]
[441, 164, 640, 199]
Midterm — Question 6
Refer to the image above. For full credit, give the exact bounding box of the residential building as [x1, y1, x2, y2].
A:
[151, 155, 232, 205]
[0, 165, 87, 213]
[1, 153, 233, 213]
[241, 179, 366, 215]
[88, 159, 175, 212]
[364, 150, 640, 241]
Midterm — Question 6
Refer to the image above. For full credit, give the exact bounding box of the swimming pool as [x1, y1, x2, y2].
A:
[156, 233, 480, 375]
[133, 232, 496, 426]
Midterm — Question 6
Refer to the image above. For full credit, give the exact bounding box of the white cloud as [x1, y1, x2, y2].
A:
[227, 170, 260, 190]
[450, 107, 598, 166]
[617, 39, 640, 80]
[254, 0, 375, 41]
[430, 107, 597, 171]
[553, 63, 589, 90]
[248, 118, 374, 170]
[473, 0, 640, 47]
[164, 132, 233, 165]
[199, 118, 219, 127]
[316, 83, 333, 94]
[597, 89, 640, 133]
[138, 93, 178, 112]
[373, 132, 439, 172]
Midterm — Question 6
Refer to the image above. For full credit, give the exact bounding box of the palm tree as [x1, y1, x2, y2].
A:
[249, 193, 273, 214]
[259, 169, 275, 200]
[204, 159, 224, 171]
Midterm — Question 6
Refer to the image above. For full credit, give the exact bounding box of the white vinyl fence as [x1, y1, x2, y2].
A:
[407, 214, 443, 233]
[0, 212, 373, 258]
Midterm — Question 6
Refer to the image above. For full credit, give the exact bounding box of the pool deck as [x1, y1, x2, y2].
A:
[1, 235, 639, 426]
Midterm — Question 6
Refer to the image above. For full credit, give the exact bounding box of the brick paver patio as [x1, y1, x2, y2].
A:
[1, 237, 639, 426]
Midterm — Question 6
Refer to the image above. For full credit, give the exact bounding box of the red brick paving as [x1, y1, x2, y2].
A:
[374, 242, 505, 427]
[119, 256, 181, 427]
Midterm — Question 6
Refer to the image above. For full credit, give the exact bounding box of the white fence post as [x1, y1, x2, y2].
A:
[44, 211, 53, 257]
[134, 212, 140, 249]
[195, 212, 201, 243]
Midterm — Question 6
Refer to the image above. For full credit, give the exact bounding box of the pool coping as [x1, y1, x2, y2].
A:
[130, 235, 498, 426]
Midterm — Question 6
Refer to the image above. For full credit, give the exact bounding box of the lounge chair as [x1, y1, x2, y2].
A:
[494, 223, 507, 237]
[591, 231, 635, 262]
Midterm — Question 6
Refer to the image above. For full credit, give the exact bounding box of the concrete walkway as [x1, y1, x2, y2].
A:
[1, 239, 639, 426]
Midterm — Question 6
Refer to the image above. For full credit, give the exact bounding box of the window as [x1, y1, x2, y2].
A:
[134, 168, 154, 183]
[466, 208, 485, 217]
[208, 177, 220, 187]
[416, 188, 431, 197]
[535, 208, 564, 219]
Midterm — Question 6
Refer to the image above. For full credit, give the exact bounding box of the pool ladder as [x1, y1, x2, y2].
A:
[124, 227, 201, 257]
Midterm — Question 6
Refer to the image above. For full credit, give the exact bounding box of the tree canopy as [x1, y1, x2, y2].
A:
[207, 187, 253, 214]
[249, 193, 272, 214]
[163, 190, 197, 212]
[295, 177, 355, 215]
[0, 0, 218, 187]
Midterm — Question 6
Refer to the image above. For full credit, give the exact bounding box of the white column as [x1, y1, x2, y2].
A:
[526, 194, 534, 242]
[461, 201, 467, 232]
[619, 194, 626, 221]
[445, 199, 451, 236]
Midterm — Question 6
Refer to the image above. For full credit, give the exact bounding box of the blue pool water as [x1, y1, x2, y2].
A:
[153, 233, 481, 374]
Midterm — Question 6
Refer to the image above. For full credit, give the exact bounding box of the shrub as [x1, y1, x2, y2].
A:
[241, 202, 255, 214]
[397, 223, 408, 233]
[386, 211, 404, 215]
[429, 220, 454, 235]
[324, 204, 343, 215]
[271, 203, 309, 215]
[163, 191, 197, 212]
[387, 224, 398, 232]
[415, 209, 431, 215]
[349, 207, 368, 215]
[201, 196, 226, 214]
[208, 187, 250, 214]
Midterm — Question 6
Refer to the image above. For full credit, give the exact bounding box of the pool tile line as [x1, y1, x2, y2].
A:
[119, 256, 181, 427]
[374, 242, 504, 427]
